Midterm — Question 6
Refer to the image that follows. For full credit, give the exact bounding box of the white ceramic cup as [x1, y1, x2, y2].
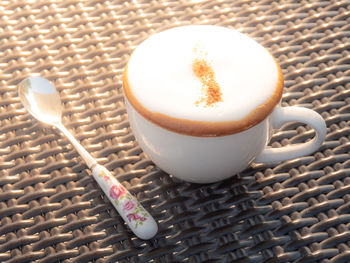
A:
[123, 25, 327, 183]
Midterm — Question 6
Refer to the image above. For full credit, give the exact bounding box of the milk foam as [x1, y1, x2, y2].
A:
[126, 25, 279, 123]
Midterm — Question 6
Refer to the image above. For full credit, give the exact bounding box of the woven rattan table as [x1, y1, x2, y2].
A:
[1, 1, 350, 262]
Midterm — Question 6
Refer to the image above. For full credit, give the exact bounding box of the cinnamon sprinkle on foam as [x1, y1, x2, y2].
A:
[193, 57, 223, 107]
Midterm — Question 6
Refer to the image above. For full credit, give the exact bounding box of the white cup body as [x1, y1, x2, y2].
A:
[126, 99, 272, 183]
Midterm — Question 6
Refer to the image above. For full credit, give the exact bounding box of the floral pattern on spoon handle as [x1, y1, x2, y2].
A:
[92, 164, 158, 239]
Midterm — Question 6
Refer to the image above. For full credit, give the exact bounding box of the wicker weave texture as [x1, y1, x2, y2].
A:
[0, 0, 350, 262]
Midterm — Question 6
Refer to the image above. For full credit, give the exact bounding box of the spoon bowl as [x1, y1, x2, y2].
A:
[19, 77, 62, 126]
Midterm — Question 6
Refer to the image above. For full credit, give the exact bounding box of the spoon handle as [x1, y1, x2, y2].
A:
[92, 164, 158, 239]
[57, 124, 157, 239]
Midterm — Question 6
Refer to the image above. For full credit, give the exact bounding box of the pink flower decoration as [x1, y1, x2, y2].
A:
[109, 185, 126, 200]
[104, 175, 110, 181]
[127, 213, 147, 222]
[123, 201, 135, 211]
[127, 213, 138, 221]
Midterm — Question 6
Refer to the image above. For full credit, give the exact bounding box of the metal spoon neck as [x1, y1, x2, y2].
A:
[57, 123, 97, 169]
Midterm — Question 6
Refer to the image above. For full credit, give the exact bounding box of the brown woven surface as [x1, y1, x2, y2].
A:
[1, 0, 350, 262]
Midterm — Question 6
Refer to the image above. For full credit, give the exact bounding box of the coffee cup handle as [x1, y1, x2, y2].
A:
[254, 106, 327, 163]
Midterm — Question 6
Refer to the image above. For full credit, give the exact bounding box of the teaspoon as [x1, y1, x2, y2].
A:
[18, 77, 158, 240]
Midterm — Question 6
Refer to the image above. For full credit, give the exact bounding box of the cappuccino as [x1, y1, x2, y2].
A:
[123, 25, 326, 183]
[123, 25, 283, 136]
